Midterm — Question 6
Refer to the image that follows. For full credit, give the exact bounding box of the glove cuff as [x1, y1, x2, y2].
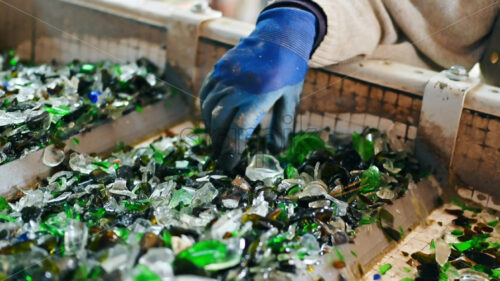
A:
[251, 7, 317, 61]
[263, 0, 327, 53]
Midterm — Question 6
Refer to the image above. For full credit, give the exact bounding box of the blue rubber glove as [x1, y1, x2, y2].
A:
[200, 7, 316, 171]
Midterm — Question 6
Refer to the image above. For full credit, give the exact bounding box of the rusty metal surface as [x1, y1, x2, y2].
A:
[454, 109, 500, 210]
[0, 96, 189, 198]
[0, 0, 35, 61]
[34, 0, 168, 66]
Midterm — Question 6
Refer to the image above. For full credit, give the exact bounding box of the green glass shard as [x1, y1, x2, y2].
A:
[81, 64, 95, 72]
[169, 189, 193, 208]
[92, 208, 106, 220]
[438, 272, 448, 281]
[285, 164, 299, 179]
[152, 151, 165, 165]
[452, 233, 489, 252]
[360, 166, 381, 192]
[72, 138, 80, 145]
[0, 197, 10, 212]
[359, 217, 374, 225]
[441, 261, 451, 272]
[122, 200, 151, 212]
[487, 220, 499, 227]
[65, 204, 74, 219]
[450, 197, 480, 213]
[135, 105, 143, 113]
[114, 65, 122, 75]
[114, 228, 130, 240]
[44, 105, 72, 116]
[39, 222, 64, 237]
[92, 161, 109, 170]
[452, 240, 473, 252]
[276, 203, 288, 221]
[285, 133, 325, 165]
[334, 247, 344, 262]
[379, 263, 392, 275]
[268, 234, 287, 245]
[177, 240, 228, 268]
[430, 239, 435, 250]
[471, 264, 488, 274]
[134, 265, 161, 281]
[9, 57, 18, 66]
[161, 231, 172, 248]
[352, 132, 375, 162]
[451, 230, 464, 236]
[191, 127, 206, 134]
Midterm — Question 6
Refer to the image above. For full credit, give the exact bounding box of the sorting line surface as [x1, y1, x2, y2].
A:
[363, 203, 500, 281]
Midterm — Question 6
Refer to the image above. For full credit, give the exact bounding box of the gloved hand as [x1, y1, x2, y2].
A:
[200, 7, 317, 171]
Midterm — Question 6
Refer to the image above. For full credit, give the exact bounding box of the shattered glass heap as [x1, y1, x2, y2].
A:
[0, 128, 425, 280]
[0, 51, 169, 165]
[409, 204, 500, 281]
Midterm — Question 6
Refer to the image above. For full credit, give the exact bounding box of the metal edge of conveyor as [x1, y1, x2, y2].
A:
[0, 95, 189, 199]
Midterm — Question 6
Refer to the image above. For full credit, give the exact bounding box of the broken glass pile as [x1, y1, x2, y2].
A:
[0, 128, 425, 280]
[0, 51, 169, 165]
[408, 202, 500, 281]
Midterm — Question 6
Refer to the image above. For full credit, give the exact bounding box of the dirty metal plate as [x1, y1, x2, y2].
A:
[416, 71, 480, 187]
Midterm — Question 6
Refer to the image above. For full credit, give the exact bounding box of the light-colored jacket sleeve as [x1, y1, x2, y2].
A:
[309, 0, 500, 70]
[306, 0, 384, 68]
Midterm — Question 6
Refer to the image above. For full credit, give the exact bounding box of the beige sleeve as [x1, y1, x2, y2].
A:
[309, 0, 499, 70]
[383, 0, 499, 69]
[307, 0, 390, 68]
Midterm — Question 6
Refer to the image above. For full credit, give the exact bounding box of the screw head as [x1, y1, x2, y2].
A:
[191, 1, 209, 13]
[446, 65, 469, 81]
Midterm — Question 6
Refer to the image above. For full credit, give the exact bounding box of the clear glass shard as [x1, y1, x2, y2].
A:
[245, 154, 283, 186]
[138, 247, 174, 279]
[42, 147, 65, 167]
[64, 219, 88, 259]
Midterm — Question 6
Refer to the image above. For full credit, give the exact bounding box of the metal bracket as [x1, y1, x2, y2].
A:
[416, 66, 481, 188]
[163, 5, 221, 91]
